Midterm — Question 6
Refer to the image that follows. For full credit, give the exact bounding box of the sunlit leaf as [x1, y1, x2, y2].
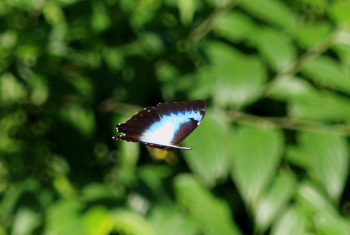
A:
[231, 125, 284, 207]
[174, 174, 243, 235]
[149, 203, 198, 235]
[0, 73, 26, 105]
[297, 182, 338, 216]
[84, 207, 114, 235]
[198, 42, 267, 107]
[139, 32, 164, 55]
[48, 24, 68, 56]
[214, 12, 256, 43]
[294, 22, 332, 49]
[297, 130, 348, 201]
[28, 74, 49, 105]
[183, 112, 232, 186]
[0, 30, 17, 49]
[0, 226, 6, 235]
[113, 209, 157, 235]
[91, 2, 111, 32]
[240, 0, 297, 31]
[269, 77, 316, 101]
[129, 0, 161, 30]
[0, 178, 40, 222]
[43, 1, 65, 25]
[289, 90, 350, 122]
[271, 207, 307, 235]
[314, 214, 350, 235]
[297, 182, 350, 234]
[11, 208, 41, 235]
[177, 0, 197, 25]
[82, 183, 121, 201]
[53, 175, 77, 198]
[254, 170, 297, 233]
[115, 134, 140, 187]
[257, 28, 297, 71]
[301, 56, 350, 94]
[46, 199, 86, 235]
[330, 1, 350, 23]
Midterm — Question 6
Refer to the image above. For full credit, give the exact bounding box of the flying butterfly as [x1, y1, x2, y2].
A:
[113, 100, 206, 150]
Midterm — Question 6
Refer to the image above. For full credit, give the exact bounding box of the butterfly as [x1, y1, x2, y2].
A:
[113, 100, 206, 150]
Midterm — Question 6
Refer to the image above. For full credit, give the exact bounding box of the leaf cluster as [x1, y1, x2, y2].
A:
[0, 0, 350, 235]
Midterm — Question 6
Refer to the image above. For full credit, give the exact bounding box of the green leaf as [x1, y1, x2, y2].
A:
[43, 1, 65, 25]
[183, 112, 232, 186]
[129, 0, 161, 30]
[113, 209, 157, 235]
[285, 145, 310, 169]
[199, 42, 267, 107]
[257, 28, 297, 71]
[82, 183, 121, 201]
[0, 178, 40, 222]
[271, 207, 307, 235]
[60, 105, 96, 137]
[329, 1, 350, 23]
[301, 56, 350, 94]
[28, 74, 49, 106]
[11, 208, 41, 235]
[289, 90, 350, 122]
[297, 182, 350, 234]
[115, 126, 140, 187]
[231, 125, 283, 206]
[0, 226, 6, 235]
[91, 2, 111, 32]
[149, 204, 198, 235]
[315, 214, 350, 235]
[254, 170, 297, 233]
[214, 12, 256, 43]
[269, 77, 316, 101]
[46, 199, 86, 235]
[240, 0, 297, 32]
[177, 0, 196, 25]
[294, 22, 332, 49]
[174, 174, 243, 235]
[84, 207, 114, 235]
[0, 73, 26, 104]
[297, 182, 338, 216]
[297, 130, 348, 201]
[0, 111, 26, 154]
[103, 47, 124, 71]
[139, 165, 173, 197]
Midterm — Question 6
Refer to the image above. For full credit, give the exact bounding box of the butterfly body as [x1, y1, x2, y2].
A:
[114, 100, 206, 150]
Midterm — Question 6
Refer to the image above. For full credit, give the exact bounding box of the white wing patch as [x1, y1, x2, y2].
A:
[140, 110, 203, 145]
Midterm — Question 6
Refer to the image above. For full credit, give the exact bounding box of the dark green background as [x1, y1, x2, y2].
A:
[1, 0, 350, 234]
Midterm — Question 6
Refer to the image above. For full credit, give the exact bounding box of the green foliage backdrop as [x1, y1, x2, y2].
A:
[0, 0, 350, 234]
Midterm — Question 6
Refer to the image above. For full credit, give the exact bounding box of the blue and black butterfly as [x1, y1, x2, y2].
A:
[114, 100, 206, 150]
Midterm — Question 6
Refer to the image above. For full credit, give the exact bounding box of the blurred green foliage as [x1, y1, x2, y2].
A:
[0, 0, 350, 234]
